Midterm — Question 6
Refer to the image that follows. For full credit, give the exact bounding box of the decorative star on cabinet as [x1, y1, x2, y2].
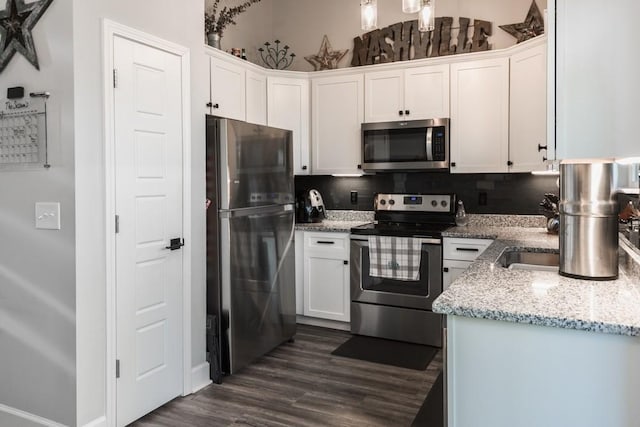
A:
[499, 0, 544, 43]
[0, 0, 54, 73]
[304, 35, 348, 71]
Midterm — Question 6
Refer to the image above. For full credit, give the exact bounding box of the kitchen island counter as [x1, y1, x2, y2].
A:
[434, 227, 640, 336]
[438, 227, 640, 427]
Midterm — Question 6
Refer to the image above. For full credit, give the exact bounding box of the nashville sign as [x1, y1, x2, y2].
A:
[352, 17, 492, 67]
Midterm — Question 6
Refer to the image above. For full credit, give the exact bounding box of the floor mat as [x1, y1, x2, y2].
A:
[331, 335, 438, 371]
[411, 370, 444, 427]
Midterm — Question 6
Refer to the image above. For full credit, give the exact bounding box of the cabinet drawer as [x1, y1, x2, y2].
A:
[443, 238, 493, 261]
[305, 232, 349, 253]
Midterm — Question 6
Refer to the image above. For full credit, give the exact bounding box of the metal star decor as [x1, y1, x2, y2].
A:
[304, 35, 348, 71]
[499, 0, 544, 43]
[0, 0, 54, 73]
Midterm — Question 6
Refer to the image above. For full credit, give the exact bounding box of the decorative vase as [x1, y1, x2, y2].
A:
[207, 33, 221, 49]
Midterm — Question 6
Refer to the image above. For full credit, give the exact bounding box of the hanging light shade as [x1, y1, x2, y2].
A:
[361, 0, 378, 31]
[418, 0, 436, 32]
[403, 0, 422, 13]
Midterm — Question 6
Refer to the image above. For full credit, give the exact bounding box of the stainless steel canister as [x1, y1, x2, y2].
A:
[559, 160, 619, 280]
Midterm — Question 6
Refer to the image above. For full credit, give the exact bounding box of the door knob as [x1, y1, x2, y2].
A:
[165, 238, 185, 251]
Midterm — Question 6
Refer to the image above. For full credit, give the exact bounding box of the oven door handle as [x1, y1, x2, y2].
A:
[350, 236, 441, 245]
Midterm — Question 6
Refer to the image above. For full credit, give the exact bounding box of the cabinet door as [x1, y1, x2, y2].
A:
[245, 69, 267, 126]
[443, 260, 472, 291]
[510, 43, 547, 172]
[404, 64, 450, 120]
[312, 74, 364, 175]
[555, 0, 640, 160]
[267, 76, 310, 175]
[303, 233, 350, 322]
[210, 56, 246, 121]
[364, 70, 404, 123]
[450, 58, 510, 173]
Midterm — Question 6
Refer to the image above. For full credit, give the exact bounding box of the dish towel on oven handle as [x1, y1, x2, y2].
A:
[368, 236, 422, 281]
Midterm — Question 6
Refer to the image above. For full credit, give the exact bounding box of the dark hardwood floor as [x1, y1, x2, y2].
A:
[133, 325, 442, 427]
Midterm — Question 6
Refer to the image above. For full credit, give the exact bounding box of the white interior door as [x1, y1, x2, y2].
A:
[113, 35, 184, 427]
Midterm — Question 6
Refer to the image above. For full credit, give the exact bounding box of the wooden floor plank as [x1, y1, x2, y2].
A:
[132, 325, 441, 427]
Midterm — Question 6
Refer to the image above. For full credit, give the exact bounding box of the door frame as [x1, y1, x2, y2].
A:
[102, 20, 193, 427]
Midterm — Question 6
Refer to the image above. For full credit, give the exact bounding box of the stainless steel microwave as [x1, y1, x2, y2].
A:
[361, 118, 449, 172]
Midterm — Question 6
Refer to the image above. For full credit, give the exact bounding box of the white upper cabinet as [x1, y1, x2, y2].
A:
[450, 57, 510, 173]
[245, 69, 267, 126]
[267, 76, 310, 175]
[554, 0, 640, 159]
[404, 65, 450, 120]
[364, 70, 404, 122]
[312, 74, 364, 175]
[364, 64, 450, 123]
[209, 56, 246, 121]
[509, 42, 547, 172]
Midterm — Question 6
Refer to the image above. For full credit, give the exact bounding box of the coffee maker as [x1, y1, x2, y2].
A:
[296, 189, 326, 223]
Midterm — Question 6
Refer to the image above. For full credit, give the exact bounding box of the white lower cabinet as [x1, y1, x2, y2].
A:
[443, 238, 493, 290]
[302, 232, 350, 322]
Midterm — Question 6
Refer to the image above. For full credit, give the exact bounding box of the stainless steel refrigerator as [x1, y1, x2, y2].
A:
[206, 116, 296, 376]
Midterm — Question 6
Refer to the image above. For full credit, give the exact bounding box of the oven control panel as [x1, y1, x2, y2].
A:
[374, 193, 454, 213]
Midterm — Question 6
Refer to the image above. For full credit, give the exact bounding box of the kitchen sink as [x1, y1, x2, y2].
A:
[496, 248, 560, 272]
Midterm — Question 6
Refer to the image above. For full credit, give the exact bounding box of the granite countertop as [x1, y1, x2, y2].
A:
[295, 210, 372, 232]
[295, 220, 369, 232]
[434, 226, 640, 337]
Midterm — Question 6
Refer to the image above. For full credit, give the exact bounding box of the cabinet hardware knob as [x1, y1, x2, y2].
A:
[206, 102, 213, 108]
[451, 162, 456, 167]
[344, 260, 349, 265]
[443, 267, 449, 272]
[543, 156, 548, 162]
[538, 143, 548, 152]
[302, 165, 308, 170]
[213, 103, 219, 109]
[405, 110, 410, 115]
[398, 110, 404, 116]
[507, 160, 513, 166]
[357, 164, 362, 169]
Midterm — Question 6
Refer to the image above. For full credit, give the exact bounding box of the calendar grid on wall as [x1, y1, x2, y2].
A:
[0, 96, 48, 170]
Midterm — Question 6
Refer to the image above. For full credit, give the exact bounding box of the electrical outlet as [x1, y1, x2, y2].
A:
[350, 191, 358, 204]
[478, 192, 488, 206]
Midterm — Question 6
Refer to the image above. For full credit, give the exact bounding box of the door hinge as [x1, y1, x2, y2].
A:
[116, 359, 120, 378]
[113, 68, 118, 88]
[115, 215, 120, 234]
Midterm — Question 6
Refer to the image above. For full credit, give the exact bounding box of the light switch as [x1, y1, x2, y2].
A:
[35, 202, 61, 230]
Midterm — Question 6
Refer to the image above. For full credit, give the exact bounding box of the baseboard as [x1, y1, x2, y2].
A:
[296, 315, 350, 331]
[191, 362, 212, 393]
[82, 415, 106, 427]
[0, 403, 67, 427]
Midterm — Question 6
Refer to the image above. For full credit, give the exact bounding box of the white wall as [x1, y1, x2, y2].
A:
[213, 0, 547, 71]
[73, 0, 208, 425]
[0, 0, 76, 426]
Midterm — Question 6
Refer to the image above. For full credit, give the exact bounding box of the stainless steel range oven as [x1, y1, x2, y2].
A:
[350, 193, 456, 348]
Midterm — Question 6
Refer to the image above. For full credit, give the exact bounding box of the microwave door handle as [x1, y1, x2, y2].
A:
[426, 127, 434, 161]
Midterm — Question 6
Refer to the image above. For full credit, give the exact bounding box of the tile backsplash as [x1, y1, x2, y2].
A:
[296, 173, 559, 215]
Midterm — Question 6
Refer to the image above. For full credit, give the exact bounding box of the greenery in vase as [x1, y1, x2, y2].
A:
[205, 0, 262, 37]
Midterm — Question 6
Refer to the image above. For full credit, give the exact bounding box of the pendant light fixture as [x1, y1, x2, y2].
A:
[418, 0, 436, 32]
[402, 0, 422, 14]
[361, 0, 378, 31]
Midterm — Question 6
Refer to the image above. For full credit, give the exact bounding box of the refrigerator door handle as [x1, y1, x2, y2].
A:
[219, 204, 294, 219]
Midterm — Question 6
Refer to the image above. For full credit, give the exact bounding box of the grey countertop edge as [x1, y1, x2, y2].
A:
[432, 302, 640, 337]
[433, 230, 640, 337]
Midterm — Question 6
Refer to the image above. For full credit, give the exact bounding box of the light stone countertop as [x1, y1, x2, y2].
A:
[434, 227, 640, 337]
[294, 220, 369, 233]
